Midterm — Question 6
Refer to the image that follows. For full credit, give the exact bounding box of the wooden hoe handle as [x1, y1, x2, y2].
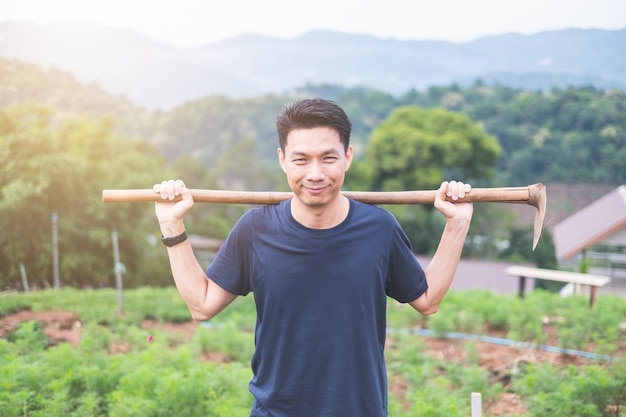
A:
[102, 183, 546, 249]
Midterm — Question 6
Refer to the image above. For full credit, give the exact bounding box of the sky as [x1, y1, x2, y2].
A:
[1, 0, 626, 48]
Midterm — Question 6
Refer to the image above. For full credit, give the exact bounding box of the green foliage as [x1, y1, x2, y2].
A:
[459, 86, 626, 185]
[425, 290, 514, 335]
[193, 323, 255, 362]
[365, 106, 501, 191]
[4, 58, 625, 189]
[0, 330, 252, 417]
[357, 106, 501, 253]
[152, 95, 287, 169]
[2, 62, 625, 287]
[461, 203, 518, 260]
[514, 361, 626, 417]
[1, 287, 626, 416]
[501, 226, 557, 268]
[555, 295, 626, 356]
[1, 287, 192, 325]
[0, 292, 31, 316]
[3, 59, 625, 190]
[0, 288, 256, 416]
[106, 350, 252, 417]
[386, 330, 503, 417]
[7, 320, 49, 353]
[0, 104, 170, 289]
[499, 226, 560, 291]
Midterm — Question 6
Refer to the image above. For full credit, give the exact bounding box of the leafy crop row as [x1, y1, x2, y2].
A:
[1, 287, 625, 416]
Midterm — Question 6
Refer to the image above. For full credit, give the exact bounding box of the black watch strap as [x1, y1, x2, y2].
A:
[161, 231, 188, 247]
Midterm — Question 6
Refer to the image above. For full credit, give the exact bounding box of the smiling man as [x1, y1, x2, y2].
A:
[153, 98, 473, 416]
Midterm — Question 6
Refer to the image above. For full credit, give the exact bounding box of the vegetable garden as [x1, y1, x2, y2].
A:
[1, 287, 625, 416]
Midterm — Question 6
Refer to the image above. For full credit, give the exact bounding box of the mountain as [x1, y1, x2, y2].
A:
[0, 20, 624, 109]
[0, 56, 153, 140]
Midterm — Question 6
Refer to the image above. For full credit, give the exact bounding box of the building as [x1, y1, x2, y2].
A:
[552, 185, 626, 279]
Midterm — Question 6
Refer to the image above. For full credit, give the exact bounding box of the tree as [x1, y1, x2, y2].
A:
[349, 106, 501, 253]
[0, 104, 168, 289]
[364, 107, 501, 191]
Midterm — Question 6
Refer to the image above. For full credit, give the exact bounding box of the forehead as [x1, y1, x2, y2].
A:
[284, 127, 343, 154]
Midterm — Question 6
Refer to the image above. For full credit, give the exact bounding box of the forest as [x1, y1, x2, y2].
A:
[1, 57, 625, 289]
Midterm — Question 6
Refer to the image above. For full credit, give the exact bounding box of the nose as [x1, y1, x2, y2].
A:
[306, 160, 325, 181]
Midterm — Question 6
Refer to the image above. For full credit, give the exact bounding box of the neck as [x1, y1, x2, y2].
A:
[291, 196, 350, 229]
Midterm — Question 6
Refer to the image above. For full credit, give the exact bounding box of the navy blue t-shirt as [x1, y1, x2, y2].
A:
[207, 199, 427, 417]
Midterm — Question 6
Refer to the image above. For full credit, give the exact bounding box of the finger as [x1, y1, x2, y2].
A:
[158, 181, 168, 200]
[461, 182, 472, 198]
[457, 181, 466, 199]
[438, 181, 449, 199]
[447, 180, 459, 200]
[175, 179, 187, 194]
[164, 180, 177, 200]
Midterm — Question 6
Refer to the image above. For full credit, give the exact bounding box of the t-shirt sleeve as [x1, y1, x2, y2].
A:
[206, 212, 254, 296]
[385, 222, 428, 303]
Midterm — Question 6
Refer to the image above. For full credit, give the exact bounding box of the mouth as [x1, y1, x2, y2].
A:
[303, 184, 329, 196]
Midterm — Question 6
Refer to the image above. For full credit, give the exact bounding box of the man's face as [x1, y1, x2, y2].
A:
[278, 126, 353, 208]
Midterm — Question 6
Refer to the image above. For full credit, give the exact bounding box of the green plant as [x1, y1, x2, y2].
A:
[2, 287, 625, 416]
[514, 361, 626, 417]
[0, 292, 32, 316]
[7, 320, 48, 353]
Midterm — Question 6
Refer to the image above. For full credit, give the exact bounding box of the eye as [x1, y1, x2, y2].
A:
[324, 156, 339, 163]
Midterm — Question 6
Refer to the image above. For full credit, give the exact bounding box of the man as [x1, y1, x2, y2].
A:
[154, 98, 472, 416]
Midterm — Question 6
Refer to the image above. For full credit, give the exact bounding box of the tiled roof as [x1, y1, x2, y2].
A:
[553, 185, 626, 259]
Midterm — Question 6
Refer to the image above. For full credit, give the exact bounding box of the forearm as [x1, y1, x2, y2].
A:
[165, 239, 210, 311]
[411, 218, 470, 314]
[160, 222, 229, 320]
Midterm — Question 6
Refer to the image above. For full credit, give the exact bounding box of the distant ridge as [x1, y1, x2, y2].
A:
[0, 21, 624, 109]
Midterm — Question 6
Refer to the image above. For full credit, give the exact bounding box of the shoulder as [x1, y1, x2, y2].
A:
[348, 199, 404, 240]
[232, 203, 284, 232]
[238, 202, 282, 221]
[351, 199, 399, 226]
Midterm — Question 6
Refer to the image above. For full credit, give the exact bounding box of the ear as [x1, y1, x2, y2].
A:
[344, 145, 354, 171]
[277, 147, 286, 173]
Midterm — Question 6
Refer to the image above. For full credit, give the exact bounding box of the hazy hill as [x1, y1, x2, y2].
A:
[0, 57, 152, 139]
[0, 57, 135, 115]
[0, 21, 624, 109]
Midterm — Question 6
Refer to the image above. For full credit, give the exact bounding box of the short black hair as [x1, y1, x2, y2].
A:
[276, 98, 352, 152]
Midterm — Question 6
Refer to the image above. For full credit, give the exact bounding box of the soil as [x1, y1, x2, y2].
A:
[0, 310, 605, 416]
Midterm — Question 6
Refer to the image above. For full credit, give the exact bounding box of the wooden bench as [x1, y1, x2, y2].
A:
[505, 265, 611, 307]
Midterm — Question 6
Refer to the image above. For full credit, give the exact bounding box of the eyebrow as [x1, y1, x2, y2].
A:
[289, 148, 341, 158]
